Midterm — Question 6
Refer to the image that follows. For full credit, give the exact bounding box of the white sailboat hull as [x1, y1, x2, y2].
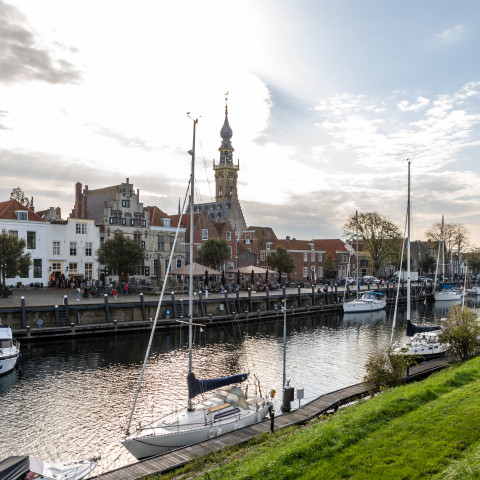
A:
[343, 292, 386, 313]
[0, 325, 20, 376]
[123, 400, 271, 460]
[434, 291, 461, 301]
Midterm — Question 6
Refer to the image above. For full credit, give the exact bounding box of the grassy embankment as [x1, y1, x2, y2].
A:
[147, 357, 480, 480]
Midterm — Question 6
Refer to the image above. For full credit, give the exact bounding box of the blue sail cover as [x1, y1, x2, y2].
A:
[187, 372, 248, 399]
[406, 320, 440, 337]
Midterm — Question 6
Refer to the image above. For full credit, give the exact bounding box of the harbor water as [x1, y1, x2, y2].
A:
[0, 300, 463, 474]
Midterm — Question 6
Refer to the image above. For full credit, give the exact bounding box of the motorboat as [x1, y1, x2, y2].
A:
[122, 113, 271, 460]
[343, 291, 386, 313]
[0, 325, 20, 376]
[0, 455, 97, 480]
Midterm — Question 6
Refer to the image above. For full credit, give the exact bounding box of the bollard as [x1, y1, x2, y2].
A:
[26, 325, 31, 337]
[114, 319, 118, 330]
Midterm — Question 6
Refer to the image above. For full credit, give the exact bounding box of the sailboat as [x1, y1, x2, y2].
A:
[393, 161, 448, 360]
[434, 216, 461, 301]
[343, 211, 386, 313]
[121, 116, 271, 461]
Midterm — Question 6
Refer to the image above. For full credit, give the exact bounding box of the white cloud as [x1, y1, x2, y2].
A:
[436, 24, 465, 42]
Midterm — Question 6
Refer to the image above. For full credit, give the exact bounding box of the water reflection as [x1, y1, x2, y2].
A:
[0, 302, 459, 473]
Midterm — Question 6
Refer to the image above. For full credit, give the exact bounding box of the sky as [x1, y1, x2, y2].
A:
[1, 0, 480, 244]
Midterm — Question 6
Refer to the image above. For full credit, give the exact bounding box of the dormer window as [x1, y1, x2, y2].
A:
[162, 218, 171, 227]
[16, 210, 28, 221]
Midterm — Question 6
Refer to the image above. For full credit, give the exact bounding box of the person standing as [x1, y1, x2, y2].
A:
[125, 283, 129, 296]
[112, 287, 118, 300]
[76, 287, 81, 302]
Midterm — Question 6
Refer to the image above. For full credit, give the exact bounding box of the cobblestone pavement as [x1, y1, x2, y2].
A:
[0, 287, 146, 307]
[0, 286, 332, 308]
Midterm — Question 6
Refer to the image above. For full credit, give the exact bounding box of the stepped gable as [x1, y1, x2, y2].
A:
[0, 199, 45, 222]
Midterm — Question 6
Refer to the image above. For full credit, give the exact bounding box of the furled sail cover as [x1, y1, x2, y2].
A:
[406, 320, 440, 337]
[187, 372, 248, 399]
[0, 456, 30, 480]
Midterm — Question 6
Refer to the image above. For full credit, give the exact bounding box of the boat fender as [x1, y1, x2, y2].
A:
[209, 428, 215, 439]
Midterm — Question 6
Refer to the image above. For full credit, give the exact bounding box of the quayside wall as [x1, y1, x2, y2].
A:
[0, 283, 433, 342]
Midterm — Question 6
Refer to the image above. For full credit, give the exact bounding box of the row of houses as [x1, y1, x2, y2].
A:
[2, 102, 435, 287]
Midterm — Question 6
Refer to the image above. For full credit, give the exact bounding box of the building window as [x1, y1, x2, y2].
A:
[226, 231, 231, 241]
[16, 211, 28, 220]
[164, 258, 170, 273]
[303, 253, 307, 262]
[176, 258, 183, 269]
[70, 242, 77, 256]
[318, 267, 323, 278]
[158, 236, 165, 251]
[340, 254, 348, 263]
[311, 252, 315, 261]
[85, 242, 92, 256]
[33, 259, 42, 278]
[319, 253, 323, 262]
[266, 243, 272, 250]
[202, 229, 208, 240]
[76, 223, 87, 234]
[53, 241, 60, 256]
[69, 262, 78, 273]
[153, 259, 158, 277]
[52, 262, 61, 271]
[260, 251, 266, 261]
[85, 262, 93, 280]
[360, 259, 369, 267]
[303, 267, 308, 278]
[122, 199, 130, 207]
[27, 231, 36, 249]
[170, 235, 175, 250]
[227, 262, 234, 270]
[134, 233, 142, 243]
[109, 213, 122, 225]
[142, 241, 146, 249]
[9, 230, 18, 238]
[162, 218, 171, 227]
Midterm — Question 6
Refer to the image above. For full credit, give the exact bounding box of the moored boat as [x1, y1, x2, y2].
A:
[343, 291, 386, 313]
[0, 325, 20, 376]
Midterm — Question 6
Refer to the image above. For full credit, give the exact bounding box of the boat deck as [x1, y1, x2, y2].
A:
[93, 357, 450, 480]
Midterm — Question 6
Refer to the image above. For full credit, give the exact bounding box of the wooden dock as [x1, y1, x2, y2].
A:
[93, 357, 450, 480]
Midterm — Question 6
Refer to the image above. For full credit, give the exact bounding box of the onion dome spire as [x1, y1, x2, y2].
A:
[219, 93, 234, 165]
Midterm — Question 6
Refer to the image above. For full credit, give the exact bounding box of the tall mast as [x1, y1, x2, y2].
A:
[441, 216, 445, 280]
[407, 160, 411, 321]
[187, 115, 198, 412]
[356, 210, 359, 299]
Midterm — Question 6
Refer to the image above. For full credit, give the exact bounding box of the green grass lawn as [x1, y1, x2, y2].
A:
[147, 357, 480, 480]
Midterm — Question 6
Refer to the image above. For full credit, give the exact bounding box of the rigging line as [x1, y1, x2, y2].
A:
[125, 179, 191, 436]
[197, 136, 214, 200]
[390, 210, 408, 346]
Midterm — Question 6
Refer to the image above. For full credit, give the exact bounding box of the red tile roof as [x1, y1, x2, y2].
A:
[0, 199, 45, 222]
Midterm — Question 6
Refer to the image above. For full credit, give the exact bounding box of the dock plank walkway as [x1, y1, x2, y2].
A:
[93, 357, 451, 480]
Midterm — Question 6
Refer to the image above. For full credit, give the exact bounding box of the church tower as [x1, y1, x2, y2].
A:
[213, 98, 240, 203]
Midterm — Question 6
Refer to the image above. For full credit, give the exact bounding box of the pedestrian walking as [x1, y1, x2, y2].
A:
[76, 288, 80, 302]
[125, 283, 129, 296]
[112, 288, 118, 300]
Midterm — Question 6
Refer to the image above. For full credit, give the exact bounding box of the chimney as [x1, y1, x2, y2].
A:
[74, 182, 82, 218]
[286, 236, 290, 241]
[30, 196, 34, 212]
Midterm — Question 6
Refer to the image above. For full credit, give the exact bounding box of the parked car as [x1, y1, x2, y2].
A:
[345, 277, 357, 285]
[362, 276, 381, 284]
[418, 276, 433, 283]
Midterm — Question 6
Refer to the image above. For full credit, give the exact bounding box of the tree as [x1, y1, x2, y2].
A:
[426, 222, 469, 278]
[0, 230, 31, 296]
[421, 253, 436, 275]
[439, 304, 480, 361]
[10, 187, 31, 207]
[324, 253, 336, 278]
[96, 232, 145, 281]
[364, 345, 412, 392]
[196, 238, 231, 270]
[343, 212, 401, 275]
[267, 246, 295, 281]
[465, 249, 480, 275]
